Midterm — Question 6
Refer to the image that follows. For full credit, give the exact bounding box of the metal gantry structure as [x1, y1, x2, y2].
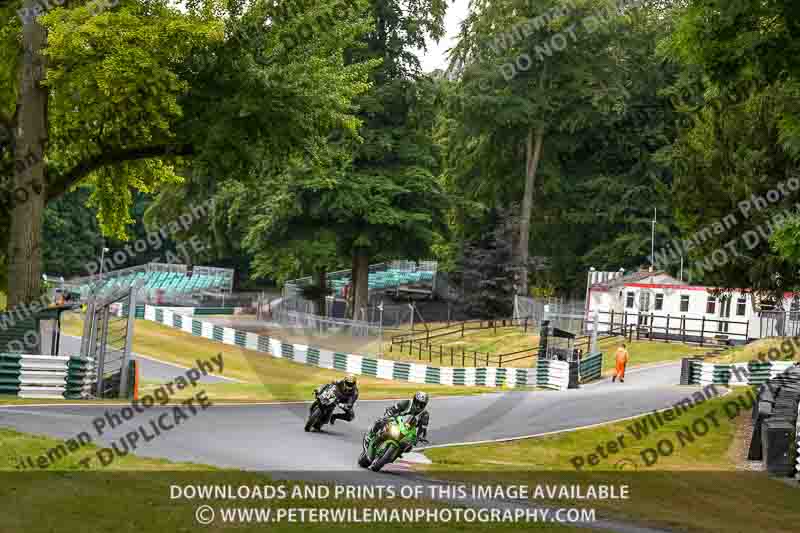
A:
[79, 283, 139, 398]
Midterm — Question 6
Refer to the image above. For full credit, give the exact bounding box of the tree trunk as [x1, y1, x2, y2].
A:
[7, 5, 49, 307]
[352, 248, 369, 322]
[313, 269, 327, 317]
[517, 127, 544, 298]
[346, 252, 358, 319]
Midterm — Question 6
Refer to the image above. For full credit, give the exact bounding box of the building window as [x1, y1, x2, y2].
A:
[736, 296, 746, 317]
[626, 291, 635, 309]
[791, 297, 800, 321]
[706, 296, 716, 314]
[655, 293, 664, 311]
[680, 295, 689, 313]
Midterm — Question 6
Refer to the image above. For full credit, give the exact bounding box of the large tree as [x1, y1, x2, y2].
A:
[660, 0, 800, 297]
[444, 0, 669, 294]
[0, 0, 372, 306]
[223, 0, 450, 318]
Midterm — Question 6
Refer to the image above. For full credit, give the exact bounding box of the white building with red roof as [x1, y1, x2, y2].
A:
[586, 268, 798, 344]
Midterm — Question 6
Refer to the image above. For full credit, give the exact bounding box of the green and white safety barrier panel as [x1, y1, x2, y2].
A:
[0, 353, 95, 399]
[536, 359, 569, 391]
[688, 360, 796, 386]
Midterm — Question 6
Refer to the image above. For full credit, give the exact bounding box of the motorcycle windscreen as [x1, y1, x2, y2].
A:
[401, 414, 418, 426]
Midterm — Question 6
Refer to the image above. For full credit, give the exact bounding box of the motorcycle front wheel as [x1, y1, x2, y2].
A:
[305, 405, 322, 432]
[369, 443, 397, 472]
[357, 451, 370, 468]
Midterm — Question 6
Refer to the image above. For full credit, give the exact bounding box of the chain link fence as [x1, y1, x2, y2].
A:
[513, 295, 587, 334]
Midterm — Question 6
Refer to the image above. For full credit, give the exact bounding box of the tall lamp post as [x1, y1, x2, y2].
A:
[377, 301, 384, 357]
[99, 247, 110, 285]
[585, 267, 596, 317]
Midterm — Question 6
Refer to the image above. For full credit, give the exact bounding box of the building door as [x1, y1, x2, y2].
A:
[719, 295, 731, 333]
[638, 292, 650, 326]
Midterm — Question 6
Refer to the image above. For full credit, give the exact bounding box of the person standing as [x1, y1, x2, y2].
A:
[612, 342, 629, 383]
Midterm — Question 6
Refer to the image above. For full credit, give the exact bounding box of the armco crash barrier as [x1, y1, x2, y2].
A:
[682, 358, 796, 387]
[0, 353, 96, 399]
[142, 305, 605, 389]
[746, 365, 800, 478]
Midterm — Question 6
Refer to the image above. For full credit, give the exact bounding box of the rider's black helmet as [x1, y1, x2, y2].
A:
[412, 391, 428, 412]
[341, 375, 357, 393]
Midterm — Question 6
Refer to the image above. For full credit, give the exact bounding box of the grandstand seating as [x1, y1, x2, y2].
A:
[327, 267, 436, 298]
[76, 267, 232, 298]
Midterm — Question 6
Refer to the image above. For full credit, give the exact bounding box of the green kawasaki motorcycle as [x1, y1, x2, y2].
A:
[359, 414, 421, 471]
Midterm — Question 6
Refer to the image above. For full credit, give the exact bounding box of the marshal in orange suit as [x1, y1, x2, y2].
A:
[612, 343, 629, 383]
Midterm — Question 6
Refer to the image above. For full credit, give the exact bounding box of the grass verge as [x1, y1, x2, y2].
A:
[61, 314, 508, 402]
[423, 388, 800, 533]
[0, 426, 584, 532]
[598, 338, 708, 374]
[706, 336, 800, 364]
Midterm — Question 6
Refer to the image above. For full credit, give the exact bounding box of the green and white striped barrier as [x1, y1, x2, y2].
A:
[143, 305, 537, 388]
[691, 360, 796, 386]
[0, 353, 95, 399]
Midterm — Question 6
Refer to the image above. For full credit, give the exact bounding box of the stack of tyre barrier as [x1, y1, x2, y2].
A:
[747, 364, 800, 478]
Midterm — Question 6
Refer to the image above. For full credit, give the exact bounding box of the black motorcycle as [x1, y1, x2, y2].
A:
[305, 384, 348, 432]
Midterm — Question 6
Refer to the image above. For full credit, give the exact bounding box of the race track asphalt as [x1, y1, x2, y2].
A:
[0, 361, 719, 473]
